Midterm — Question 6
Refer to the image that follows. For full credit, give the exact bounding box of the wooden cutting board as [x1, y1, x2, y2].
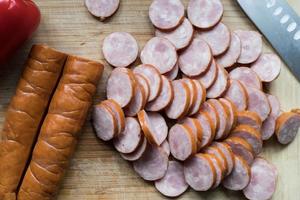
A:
[1, 0, 300, 199]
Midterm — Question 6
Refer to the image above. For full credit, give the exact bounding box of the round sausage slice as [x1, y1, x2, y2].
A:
[198, 22, 231, 56]
[211, 142, 234, 176]
[217, 32, 241, 68]
[187, 0, 223, 29]
[243, 157, 278, 200]
[251, 53, 281, 82]
[194, 112, 215, 149]
[206, 64, 229, 99]
[134, 74, 150, 103]
[149, 0, 185, 30]
[146, 76, 173, 112]
[223, 79, 248, 111]
[169, 124, 197, 161]
[275, 112, 300, 144]
[155, 161, 188, 197]
[124, 83, 145, 117]
[195, 59, 218, 89]
[179, 117, 203, 151]
[164, 62, 179, 81]
[229, 67, 262, 90]
[133, 64, 162, 102]
[102, 32, 138, 68]
[219, 98, 238, 132]
[113, 117, 142, 154]
[222, 155, 250, 191]
[204, 154, 223, 189]
[85, 0, 119, 20]
[155, 18, 194, 50]
[141, 37, 177, 74]
[199, 101, 219, 133]
[179, 37, 212, 77]
[184, 153, 216, 191]
[237, 110, 262, 132]
[165, 80, 191, 119]
[203, 146, 228, 178]
[121, 136, 147, 161]
[161, 140, 170, 157]
[235, 30, 262, 64]
[181, 78, 197, 115]
[133, 144, 168, 181]
[189, 79, 206, 115]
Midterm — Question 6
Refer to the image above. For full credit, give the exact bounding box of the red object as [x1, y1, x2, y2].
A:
[0, 0, 40, 64]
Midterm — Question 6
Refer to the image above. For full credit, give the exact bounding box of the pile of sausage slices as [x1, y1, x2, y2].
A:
[91, 0, 300, 199]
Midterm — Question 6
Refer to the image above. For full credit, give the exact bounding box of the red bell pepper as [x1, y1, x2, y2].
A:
[0, 0, 40, 64]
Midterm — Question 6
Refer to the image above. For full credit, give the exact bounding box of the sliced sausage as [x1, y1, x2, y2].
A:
[155, 161, 188, 197]
[113, 117, 142, 154]
[211, 142, 234, 176]
[107, 68, 135, 107]
[179, 117, 203, 151]
[155, 18, 194, 50]
[243, 157, 278, 200]
[85, 0, 120, 20]
[183, 153, 216, 191]
[189, 79, 206, 115]
[231, 124, 263, 155]
[225, 137, 254, 166]
[164, 62, 179, 81]
[246, 87, 271, 121]
[161, 140, 170, 157]
[199, 101, 219, 133]
[219, 98, 238, 132]
[216, 32, 241, 68]
[235, 30, 262, 64]
[137, 110, 168, 146]
[237, 110, 262, 132]
[251, 53, 281, 82]
[222, 155, 250, 191]
[134, 74, 150, 103]
[133, 64, 162, 102]
[165, 80, 191, 119]
[141, 37, 177, 74]
[133, 144, 168, 181]
[93, 103, 117, 141]
[181, 78, 197, 115]
[275, 112, 300, 145]
[195, 59, 218, 89]
[120, 136, 147, 161]
[194, 111, 215, 148]
[229, 67, 262, 90]
[146, 76, 173, 112]
[169, 124, 197, 161]
[187, 0, 223, 29]
[206, 64, 229, 99]
[197, 22, 231, 56]
[179, 37, 212, 77]
[223, 79, 248, 111]
[124, 83, 145, 117]
[203, 146, 228, 178]
[149, 0, 185, 30]
[204, 154, 223, 189]
[102, 32, 138, 67]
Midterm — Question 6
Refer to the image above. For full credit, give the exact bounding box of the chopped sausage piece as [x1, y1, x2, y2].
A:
[179, 117, 203, 151]
[181, 78, 197, 115]
[275, 112, 300, 145]
[164, 62, 179, 81]
[155, 161, 188, 197]
[165, 80, 191, 119]
[216, 32, 241, 68]
[141, 37, 177, 74]
[133, 144, 168, 181]
[93, 104, 117, 141]
[222, 155, 250, 191]
[161, 140, 170, 157]
[211, 142, 234, 176]
[134, 74, 151, 103]
[169, 124, 197, 161]
[183, 153, 216, 191]
[198, 22, 231, 56]
[149, 0, 185, 30]
[179, 37, 212, 77]
[243, 157, 278, 200]
[121, 136, 147, 161]
[231, 124, 263, 155]
[102, 32, 138, 68]
[133, 64, 162, 102]
[237, 110, 262, 132]
[189, 80, 206, 115]
[124, 83, 145, 117]
[146, 76, 173, 112]
[155, 18, 194, 50]
[195, 59, 218, 89]
[85, 0, 120, 20]
[206, 64, 229, 99]
[219, 98, 238, 133]
[107, 68, 135, 107]
[246, 87, 271, 121]
[194, 112, 215, 148]
[235, 30, 262, 64]
[204, 154, 223, 189]
[187, 0, 223, 29]
[203, 146, 228, 178]
[229, 67, 262, 90]
[223, 79, 248, 111]
[113, 117, 142, 154]
[251, 53, 281, 82]
[199, 101, 219, 133]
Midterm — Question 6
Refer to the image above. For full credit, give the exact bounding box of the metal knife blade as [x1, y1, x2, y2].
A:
[236, 0, 300, 81]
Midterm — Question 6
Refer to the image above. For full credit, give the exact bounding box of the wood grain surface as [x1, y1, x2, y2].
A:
[1, 0, 300, 199]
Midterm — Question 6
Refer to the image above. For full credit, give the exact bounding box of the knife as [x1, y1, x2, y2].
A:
[236, 0, 300, 81]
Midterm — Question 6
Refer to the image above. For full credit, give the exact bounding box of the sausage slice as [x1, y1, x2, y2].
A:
[199, 101, 219, 133]
[223, 79, 248, 111]
[203, 146, 228, 178]
[275, 112, 300, 145]
[161, 140, 170, 157]
[189, 80, 206, 115]
[206, 64, 229, 99]
[225, 137, 254, 165]
[194, 112, 215, 149]
[237, 110, 262, 132]
[195, 59, 218, 89]
[124, 83, 145, 117]
[120, 136, 147, 161]
[134, 74, 150, 103]
[181, 78, 197, 115]
[211, 142, 234, 176]
[204, 154, 223, 189]
[229, 67, 262, 90]
[219, 98, 238, 133]
[179, 117, 203, 151]
[85, 0, 120, 20]
[164, 62, 179, 81]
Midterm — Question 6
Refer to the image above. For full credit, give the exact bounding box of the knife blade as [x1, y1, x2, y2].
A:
[236, 0, 300, 81]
